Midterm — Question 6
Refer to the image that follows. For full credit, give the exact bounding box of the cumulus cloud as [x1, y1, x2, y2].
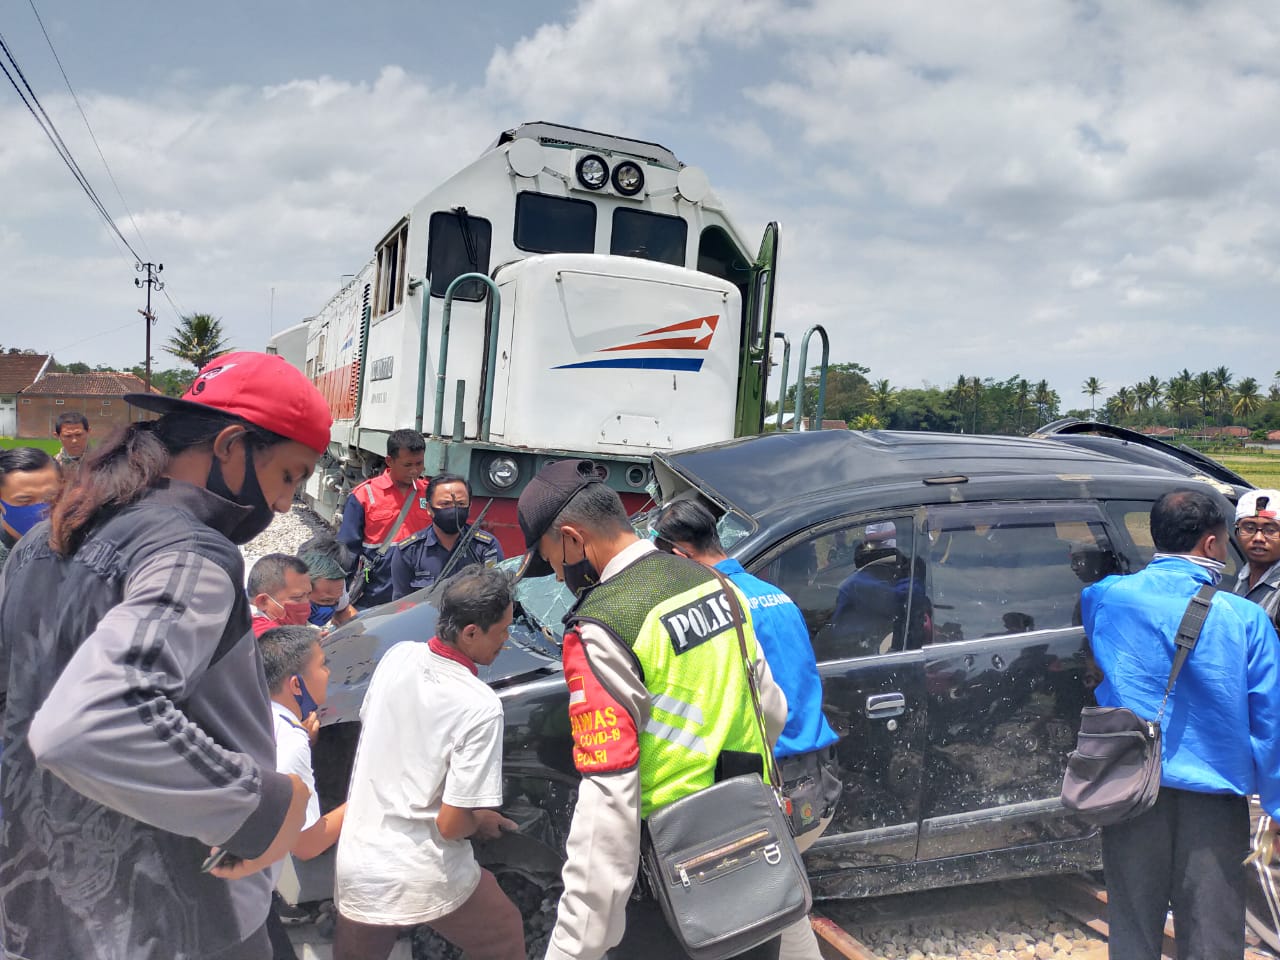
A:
[5, 0, 1280, 400]
[484, 0, 768, 127]
[1, 68, 503, 362]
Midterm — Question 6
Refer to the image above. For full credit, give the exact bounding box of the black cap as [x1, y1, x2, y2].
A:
[516, 459, 606, 578]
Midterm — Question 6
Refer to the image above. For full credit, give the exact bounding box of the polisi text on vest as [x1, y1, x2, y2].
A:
[660, 589, 735, 654]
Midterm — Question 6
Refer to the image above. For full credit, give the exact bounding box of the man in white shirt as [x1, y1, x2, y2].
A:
[333, 567, 524, 960]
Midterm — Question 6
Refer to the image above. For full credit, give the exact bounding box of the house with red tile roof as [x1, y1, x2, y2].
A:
[16, 371, 159, 439]
[0, 352, 53, 436]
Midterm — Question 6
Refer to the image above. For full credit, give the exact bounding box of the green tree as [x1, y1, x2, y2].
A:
[850, 413, 882, 430]
[1033, 380, 1055, 425]
[1234, 377, 1262, 419]
[1110, 386, 1134, 424]
[870, 379, 896, 420]
[164, 313, 232, 370]
[790, 362, 871, 424]
[1193, 370, 1215, 424]
[1082, 377, 1104, 419]
[1013, 378, 1031, 433]
[1167, 378, 1197, 428]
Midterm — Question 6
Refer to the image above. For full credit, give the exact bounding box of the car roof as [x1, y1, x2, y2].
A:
[655, 429, 1239, 522]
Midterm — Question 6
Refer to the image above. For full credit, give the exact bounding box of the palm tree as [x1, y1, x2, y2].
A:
[1133, 381, 1151, 414]
[1211, 366, 1233, 423]
[1014, 378, 1031, 433]
[870, 379, 895, 420]
[1144, 375, 1164, 413]
[164, 313, 232, 370]
[1167, 379, 1197, 429]
[1193, 371, 1215, 424]
[1111, 386, 1134, 424]
[1082, 377, 1104, 419]
[1234, 377, 1262, 418]
[1033, 380, 1053, 425]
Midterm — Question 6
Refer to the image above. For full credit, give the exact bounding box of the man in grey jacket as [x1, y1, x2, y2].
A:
[0, 352, 328, 960]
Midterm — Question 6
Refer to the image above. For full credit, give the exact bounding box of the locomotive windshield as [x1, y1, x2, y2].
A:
[513, 191, 596, 254]
[610, 208, 687, 266]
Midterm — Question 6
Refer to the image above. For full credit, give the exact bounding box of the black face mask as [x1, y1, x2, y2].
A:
[206, 442, 275, 545]
[432, 505, 469, 537]
[561, 532, 599, 598]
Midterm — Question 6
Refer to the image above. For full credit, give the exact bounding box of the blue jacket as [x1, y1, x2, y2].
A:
[1082, 555, 1280, 817]
[716, 558, 840, 758]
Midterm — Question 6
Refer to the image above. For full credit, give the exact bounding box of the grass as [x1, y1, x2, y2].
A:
[1211, 450, 1280, 488]
[0, 437, 61, 455]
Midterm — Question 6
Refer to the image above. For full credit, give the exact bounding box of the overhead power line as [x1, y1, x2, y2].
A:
[0, 28, 141, 264]
[24, 0, 153, 262]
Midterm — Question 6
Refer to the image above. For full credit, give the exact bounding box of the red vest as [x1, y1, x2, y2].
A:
[352, 472, 432, 547]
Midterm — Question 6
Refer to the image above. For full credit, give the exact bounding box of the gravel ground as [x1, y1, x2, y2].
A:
[823, 881, 1106, 960]
[240, 503, 335, 579]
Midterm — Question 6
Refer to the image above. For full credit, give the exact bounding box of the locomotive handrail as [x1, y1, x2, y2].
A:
[420, 273, 501, 440]
[794, 324, 830, 431]
[772, 331, 791, 432]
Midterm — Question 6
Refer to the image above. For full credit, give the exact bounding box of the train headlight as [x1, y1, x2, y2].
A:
[612, 161, 645, 196]
[576, 154, 609, 191]
[487, 456, 520, 490]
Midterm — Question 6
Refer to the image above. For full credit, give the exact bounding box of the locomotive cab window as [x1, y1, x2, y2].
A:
[374, 220, 409, 318]
[611, 208, 687, 266]
[514, 192, 596, 255]
[427, 210, 493, 301]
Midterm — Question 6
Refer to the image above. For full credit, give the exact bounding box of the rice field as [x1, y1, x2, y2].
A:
[1213, 451, 1280, 489]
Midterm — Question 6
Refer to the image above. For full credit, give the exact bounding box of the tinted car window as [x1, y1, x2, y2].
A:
[755, 516, 921, 661]
[924, 501, 1117, 642]
[1103, 499, 1241, 578]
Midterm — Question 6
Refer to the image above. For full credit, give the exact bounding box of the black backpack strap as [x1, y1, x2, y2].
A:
[1157, 583, 1218, 722]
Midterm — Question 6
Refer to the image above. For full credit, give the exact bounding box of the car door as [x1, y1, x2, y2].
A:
[914, 500, 1115, 860]
[749, 512, 927, 872]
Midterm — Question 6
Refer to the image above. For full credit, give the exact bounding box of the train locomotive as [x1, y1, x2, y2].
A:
[269, 121, 786, 555]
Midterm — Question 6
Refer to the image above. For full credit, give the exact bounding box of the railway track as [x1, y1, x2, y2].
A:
[809, 874, 1277, 960]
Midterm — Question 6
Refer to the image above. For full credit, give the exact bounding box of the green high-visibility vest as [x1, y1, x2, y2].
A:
[574, 550, 773, 818]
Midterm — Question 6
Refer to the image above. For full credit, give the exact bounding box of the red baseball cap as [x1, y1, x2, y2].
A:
[125, 352, 332, 454]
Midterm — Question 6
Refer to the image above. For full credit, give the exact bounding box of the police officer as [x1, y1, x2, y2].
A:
[337, 429, 431, 608]
[516, 460, 788, 960]
[390, 474, 503, 600]
[652, 499, 841, 960]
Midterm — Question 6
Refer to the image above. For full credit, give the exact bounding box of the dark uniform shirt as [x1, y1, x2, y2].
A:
[390, 523, 503, 600]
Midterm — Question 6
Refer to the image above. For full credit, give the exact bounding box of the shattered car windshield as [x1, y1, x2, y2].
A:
[499, 556, 574, 645]
[497, 501, 750, 642]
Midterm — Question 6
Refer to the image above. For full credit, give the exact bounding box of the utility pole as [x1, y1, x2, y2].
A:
[135, 262, 163, 394]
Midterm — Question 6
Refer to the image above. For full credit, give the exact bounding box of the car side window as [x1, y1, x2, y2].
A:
[924, 502, 1117, 643]
[753, 516, 921, 662]
[1102, 499, 1241, 578]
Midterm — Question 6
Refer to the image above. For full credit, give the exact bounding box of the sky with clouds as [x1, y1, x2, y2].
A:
[3, 0, 1279, 410]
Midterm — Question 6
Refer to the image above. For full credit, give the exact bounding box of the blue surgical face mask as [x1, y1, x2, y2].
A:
[308, 603, 337, 626]
[1, 499, 51, 537]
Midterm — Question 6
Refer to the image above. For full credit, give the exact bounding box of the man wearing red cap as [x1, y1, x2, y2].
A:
[0, 352, 333, 960]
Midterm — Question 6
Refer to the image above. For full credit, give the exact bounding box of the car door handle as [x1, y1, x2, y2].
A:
[865, 693, 906, 719]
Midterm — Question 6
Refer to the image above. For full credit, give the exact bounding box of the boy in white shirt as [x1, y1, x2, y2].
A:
[333, 567, 524, 960]
[258, 625, 346, 861]
[257, 625, 348, 958]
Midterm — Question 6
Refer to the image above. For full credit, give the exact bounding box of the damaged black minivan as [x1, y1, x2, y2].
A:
[299, 420, 1251, 953]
